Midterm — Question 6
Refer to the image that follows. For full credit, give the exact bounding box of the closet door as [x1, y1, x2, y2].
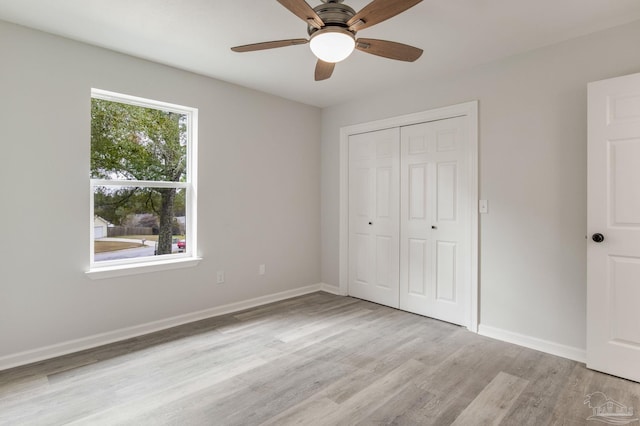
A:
[348, 128, 400, 308]
[400, 117, 470, 326]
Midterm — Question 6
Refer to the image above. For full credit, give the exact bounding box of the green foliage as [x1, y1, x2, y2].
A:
[94, 187, 161, 225]
[91, 98, 187, 181]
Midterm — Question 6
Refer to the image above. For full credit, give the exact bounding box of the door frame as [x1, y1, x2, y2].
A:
[338, 100, 479, 331]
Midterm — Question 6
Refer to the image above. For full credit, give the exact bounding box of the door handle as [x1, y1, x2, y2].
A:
[592, 233, 604, 243]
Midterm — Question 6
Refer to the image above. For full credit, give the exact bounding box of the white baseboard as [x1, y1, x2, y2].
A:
[478, 324, 586, 363]
[0, 283, 339, 371]
[319, 282, 343, 295]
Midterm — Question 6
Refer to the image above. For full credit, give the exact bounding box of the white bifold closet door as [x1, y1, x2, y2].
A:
[348, 128, 401, 307]
[348, 116, 470, 327]
[399, 117, 470, 325]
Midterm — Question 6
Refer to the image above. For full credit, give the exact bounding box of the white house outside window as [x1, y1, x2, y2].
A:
[88, 89, 198, 278]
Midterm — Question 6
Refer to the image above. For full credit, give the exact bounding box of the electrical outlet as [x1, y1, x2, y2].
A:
[479, 199, 488, 214]
[259, 264, 266, 275]
[216, 271, 225, 284]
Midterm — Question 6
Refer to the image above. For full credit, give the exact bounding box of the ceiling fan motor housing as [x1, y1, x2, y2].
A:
[308, 0, 356, 36]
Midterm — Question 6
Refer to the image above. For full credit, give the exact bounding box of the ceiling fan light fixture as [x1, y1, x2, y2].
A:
[309, 27, 355, 63]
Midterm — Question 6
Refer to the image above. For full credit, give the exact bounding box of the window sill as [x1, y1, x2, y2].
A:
[86, 257, 202, 280]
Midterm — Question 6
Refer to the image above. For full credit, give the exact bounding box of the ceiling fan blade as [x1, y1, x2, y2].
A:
[277, 0, 324, 29]
[231, 39, 309, 53]
[348, 0, 422, 31]
[315, 60, 335, 81]
[355, 38, 423, 62]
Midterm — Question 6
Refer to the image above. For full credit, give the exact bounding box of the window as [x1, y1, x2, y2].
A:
[88, 89, 198, 277]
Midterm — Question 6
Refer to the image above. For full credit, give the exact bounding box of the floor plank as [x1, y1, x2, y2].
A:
[450, 371, 529, 425]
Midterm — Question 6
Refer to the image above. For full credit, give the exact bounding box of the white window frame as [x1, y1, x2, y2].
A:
[87, 89, 200, 279]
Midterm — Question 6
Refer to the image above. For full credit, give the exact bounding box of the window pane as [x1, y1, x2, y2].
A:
[93, 186, 187, 263]
[91, 98, 188, 182]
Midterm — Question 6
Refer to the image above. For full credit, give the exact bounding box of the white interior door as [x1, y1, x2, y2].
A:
[348, 128, 400, 307]
[400, 117, 470, 326]
[587, 72, 640, 382]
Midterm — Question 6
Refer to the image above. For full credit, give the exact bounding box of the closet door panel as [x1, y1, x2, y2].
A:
[400, 117, 470, 326]
[348, 129, 400, 307]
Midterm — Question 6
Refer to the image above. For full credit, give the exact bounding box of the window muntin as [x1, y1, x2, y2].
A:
[89, 89, 197, 271]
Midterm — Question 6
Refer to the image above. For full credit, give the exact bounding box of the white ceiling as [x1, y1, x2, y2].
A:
[1, 0, 640, 107]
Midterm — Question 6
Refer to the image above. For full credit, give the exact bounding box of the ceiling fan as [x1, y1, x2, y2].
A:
[231, 0, 424, 81]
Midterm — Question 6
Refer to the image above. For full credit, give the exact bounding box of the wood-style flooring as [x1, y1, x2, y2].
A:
[1, 292, 639, 425]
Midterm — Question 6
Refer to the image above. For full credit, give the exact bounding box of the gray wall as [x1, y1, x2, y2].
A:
[320, 20, 640, 352]
[0, 21, 321, 360]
